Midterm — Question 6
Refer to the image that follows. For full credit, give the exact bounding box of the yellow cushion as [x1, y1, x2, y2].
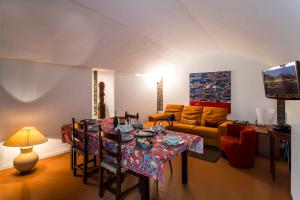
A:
[192, 126, 219, 138]
[201, 107, 228, 126]
[164, 104, 184, 122]
[180, 106, 203, 125]
[172, 123, 195, 134]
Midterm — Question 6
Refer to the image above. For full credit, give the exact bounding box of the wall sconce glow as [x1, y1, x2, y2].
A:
[136, 64, 176, 84]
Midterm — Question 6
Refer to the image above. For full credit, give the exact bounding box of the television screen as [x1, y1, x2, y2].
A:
[263, 61, 300, 99]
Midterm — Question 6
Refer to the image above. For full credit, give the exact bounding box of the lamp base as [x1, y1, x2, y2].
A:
[14, 146, 39, 173]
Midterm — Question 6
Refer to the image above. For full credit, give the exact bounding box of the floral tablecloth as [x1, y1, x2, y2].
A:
[61, 118, 204, 182]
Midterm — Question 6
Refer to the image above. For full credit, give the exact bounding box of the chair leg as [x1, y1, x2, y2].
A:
[70, 146, 73, 170]
[169, 160, 173, 175]
[83, 154, 88, 184]
[93, 155, 97, 167]
[116, 173, 122, 200]
[155, 180, 159, 192]
[73, 150, 77, 176]
[99, 167, 104, 197]
[139, 176, 141, 194]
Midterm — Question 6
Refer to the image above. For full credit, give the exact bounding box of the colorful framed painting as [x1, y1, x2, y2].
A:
[190, 71, 231, 112]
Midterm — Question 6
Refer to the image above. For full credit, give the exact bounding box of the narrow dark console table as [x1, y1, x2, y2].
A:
[268, 127, 291, 181]
[249, 125, 280, 159]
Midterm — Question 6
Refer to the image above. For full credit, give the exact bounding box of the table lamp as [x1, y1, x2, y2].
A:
[3, 127, 48, 173]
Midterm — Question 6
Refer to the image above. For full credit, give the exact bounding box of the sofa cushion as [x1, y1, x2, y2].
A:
[180, 106, 203, 125]
[205, 120, 219, 128]
[192, 126, 219, 138]
[164, 104, 184, 122]
[172, 123, 196, 134]
[201, 107, 228, 126]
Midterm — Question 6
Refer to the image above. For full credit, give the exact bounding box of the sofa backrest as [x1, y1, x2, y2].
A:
[180, 106, 203, 125]
[200, 107, 228, 126]
[164, 104, 184, 122]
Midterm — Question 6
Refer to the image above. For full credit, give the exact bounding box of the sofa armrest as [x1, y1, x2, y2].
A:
[218, 120, 234, 136]
[148, 113, 166, 121]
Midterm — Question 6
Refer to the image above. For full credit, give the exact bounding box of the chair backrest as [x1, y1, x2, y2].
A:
[72, 118, 87, 151]
[239, 127, 256, 147]
[125, 111, 139, 124]
[99, 130, 122, 170]
[226, 124, 246, 138]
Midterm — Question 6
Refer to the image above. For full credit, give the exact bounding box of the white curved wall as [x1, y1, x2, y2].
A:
[0, 59, 92, 142]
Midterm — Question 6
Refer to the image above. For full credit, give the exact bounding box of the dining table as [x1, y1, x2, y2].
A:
[61, 118, 204, 200]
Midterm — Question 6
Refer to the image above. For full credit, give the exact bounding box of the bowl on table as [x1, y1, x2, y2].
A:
[132, 122, 144, 129]
[151, 125, 165, 133]
[136, 138, 153, 150]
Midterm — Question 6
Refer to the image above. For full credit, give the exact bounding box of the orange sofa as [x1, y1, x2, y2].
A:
[144, 104, 233, 147]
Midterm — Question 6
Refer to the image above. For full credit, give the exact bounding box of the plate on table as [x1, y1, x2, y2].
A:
[121, 134, 134, 142]
[81, 119, 98, 124]
[164, 135, 183, 146]
[87, 124, 99, 132]
[116, 125, 133, 133]
[135, 131, 155, 138]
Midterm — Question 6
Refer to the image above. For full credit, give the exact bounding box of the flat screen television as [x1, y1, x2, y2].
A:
[263, 61, 300, 99]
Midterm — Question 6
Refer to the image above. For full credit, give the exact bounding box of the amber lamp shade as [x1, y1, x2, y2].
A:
[3, 127, 48, 173]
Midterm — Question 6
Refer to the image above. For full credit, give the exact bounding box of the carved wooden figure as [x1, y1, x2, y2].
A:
[98, 82, 106, 119]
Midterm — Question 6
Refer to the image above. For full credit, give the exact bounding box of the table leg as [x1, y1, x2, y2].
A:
[140, 175, 149, 200]
[182, 150, 188, 184]
[70, 146, 73, 170]
[270, 134, 275, 181]
[288, 141, 291, 173]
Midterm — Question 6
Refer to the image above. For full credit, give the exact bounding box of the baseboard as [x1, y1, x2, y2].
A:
[39, 148, 70, 160]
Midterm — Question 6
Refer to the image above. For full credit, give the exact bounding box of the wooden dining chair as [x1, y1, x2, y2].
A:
[72, 118, 98, 184]
[125, 111, 139, 124]
[153, 116, 174, 190]
[99, 128, 138, 200]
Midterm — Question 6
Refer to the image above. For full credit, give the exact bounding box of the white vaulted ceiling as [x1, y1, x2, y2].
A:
[0, 0, 300, 72]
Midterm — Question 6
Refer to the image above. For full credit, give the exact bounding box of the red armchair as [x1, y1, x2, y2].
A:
[221, 124, 256, 168]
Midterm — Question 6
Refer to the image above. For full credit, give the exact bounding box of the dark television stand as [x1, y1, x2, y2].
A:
[275, 99, 291, 133]
[268, 99, 291, 181]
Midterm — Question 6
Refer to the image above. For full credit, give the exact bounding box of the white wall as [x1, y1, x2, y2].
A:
[98, 70, 115, 117]
[286, 101, 300, 200]
[115, 53, 276, 123]
[0, 59, 92, 141]
[115, 72, 156, 121]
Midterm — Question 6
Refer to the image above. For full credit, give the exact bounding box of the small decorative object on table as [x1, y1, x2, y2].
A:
[135, 130, 155, 138]
[233, 120, 249, 125]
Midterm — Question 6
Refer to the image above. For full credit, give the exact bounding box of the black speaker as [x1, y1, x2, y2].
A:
[273, 124, 291, 134]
